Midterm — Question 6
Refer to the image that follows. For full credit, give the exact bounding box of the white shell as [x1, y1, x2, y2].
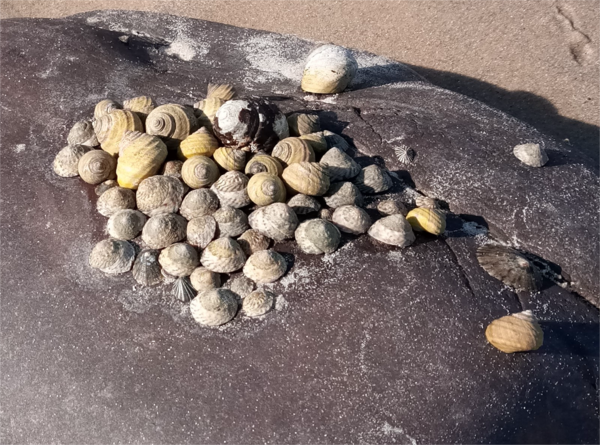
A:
[213, 206, 249, 238]
[248, 203, 299, 241]
[141, 213, 187, 249]
[331, 205, 372, 234]
[159, 243, 199, 277]
[96, 187, 136, 217]
[243, 289, 275, 317]
[323, 181, 363, 208]
[210, 171, 251, 208]
[106, 209, 147, 240]
[89, 239, 135, 274]
[287, 194, 321, 215]
[237, 229, 271, 257]
[227, 275, 255, 298]
[190, 267, 221, 292]
[513, 143, 549, 167]
[295, 219, 341, 254]
[319, 147, 361, 181]
[200, 237, 247, 273]
[368, 214, 415, 247]
[136, 175, 186, 216]
[190, 289, 239, 326]
[53, 145, 92, 177]
[353, 165, 392, 194]
[187, 215, 217, 249]
[301, 44, 358, 94]
[243, 250, 287, 284]
[179, 189, 219, 220]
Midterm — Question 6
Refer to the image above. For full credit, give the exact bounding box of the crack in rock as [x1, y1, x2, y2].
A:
[352, 106, 384, 145]
[554, 2, 595, 65]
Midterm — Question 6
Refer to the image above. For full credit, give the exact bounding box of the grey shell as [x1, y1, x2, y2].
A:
[323, 181, 363, 208]
[476, 245, 543, 292]
[180, 189, 220, 220]
[106, 209, 147, 240]
[332, 205, 372, 234]
[319, 147, 361, 182]
[159, 243, 199, 277]
[210, 171, 251, 208]
[132, 249, 162, 286]
[187, 215, 217, 249]
[353, 165, 392, 194]
[172, 276, 196, 302]
[242, 289, 275, 317]
[367, 214, 415, 247]
[295, 219, 341, 254]
[287, 194, 321, 215]
[319, 208, 333, 222]
[213, 206, 249, 238]
[377, 199, 407, 216]
[67, 119, 99, 147]
[414, 196, 440, 210]
[89, 239, 135, 274]
[323, 130, 350, 152]
[141, 213, 187, 249]
[227, 275, 255, 298]
[190, 288, 239, 326]
[97, 187, 136, 217]
[190, 267, 221, 292]
[200, 237, 247, 273]
[237, 229, 271, 257]
[53, 144, 93, 177]
[248, 203, 299, 241]
[243, 250, 287, 284]
[136, 175, 186, 217]
[513, 143, 549, 167]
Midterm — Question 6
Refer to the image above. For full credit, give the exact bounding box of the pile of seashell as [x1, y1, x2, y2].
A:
[53, 44, 545, 352]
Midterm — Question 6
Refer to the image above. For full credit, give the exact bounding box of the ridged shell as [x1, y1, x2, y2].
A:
[332, 205, 372, 234]
[106, 209, 147, 240]
[377, 199, 407, 216]
[178, 127, 219, 160]
[116, 131, 168, 189]
[406, 208, 446, 236]
[89, 239, 135, 274]
[353, 165, 392, 194]
[142, 213, 187, 249]
[213, 147, 247, 172]
[181, 155, 220, 189]
[476, 245, 543, 292]
[201, 237, 247, 273]
[93, 99, 120, 119]
[243, 289, 275, 317]
[194, 97, 226, 131]
[287, 113, 321, 136]
[320, 147, 361, 182]
[95, 179, 118, 196]
[513, 143, 548, 167]
[210, 171, 251, 208]
[415, 196, 441, 210]
[180, 189, 219, 220]
[190, 288, 239, 326]
[237, 229, 271, 256]
[323, 130, 350, 152]
[272, 137, 315, 168]
[323, 181, 363, 208]
[187, 215, 217, 249]
[295, 219, 341, 254]
[93, 109, 143, 156]
[97, 186, 136, 217]
[78, 150, 117, 184]
[136, 176, 185, 216]
[190, 267, 221, 292]
[207, 83, 236, 101]
[213, 206, 249, 238]
[247, 173, 286, 206]
[159, 243, 199, 277]
[300, 132, 328, 159]
[123, 96, 156, 122]
[368, 214, 416, 247]
[287, 194, 321, 215]
[245, 155, 283, 176]
[146, 104, 198, 150]
[67, 120, 99, 147]
[132, 249, 162, 286]
[282, 162, 330, 196]
[172, 276, 196, 302]
[243, 250, 287, 283]
[160, 160, 189, 193]
[53, 144, 92, 177]
[320, 208, 333, 221]
[248, 203, 299, 241]
[301, 44, 358, 94]
[485, 310, 544, 353]
[227, 275, 255, 298]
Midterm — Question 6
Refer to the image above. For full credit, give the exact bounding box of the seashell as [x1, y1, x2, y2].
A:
[181, 155, 220, 189]
[213, 206, 249, 238]
[485, 310, 544, 353]
[406, 208, 446, 236]
[177, 127, 219, 160]
[93, 109, 143, 156]
[332, 205, 372, 234]
[53, 144, 92, 177]
[368, 214, 415, 247]
[243, 289, 275, 317]
[180, 189, 219, 220]
[476, 245, 543, 292]
[287, 113, 321, 136]
[95, 179, 119, 196]
[414, 196, 441, 210]
[281, 162, 330, 196]
[287, 194, 321, 215]
[210, 171, 251, 208]
[146, 104, 199, 150]
[207, 83, 236, 101]
[271, 137, 315, 168]
[136, 175, 185, 216]
[377, 199, 407, 216]
[247, 173, 286, 206]
[89, 238, 135, 274]
[142, 213, 187, 249]
[353, 165, 392, 194]
[123, 96, 156, 123]
[132, 249, 162, 286]
[106, 209, 147, 240]
[172, 276, 196, 303]
[322, 130, 350, 152]
[320, 208, 333, 221]
[227, 275, 255, 298]
[295, 218, 341, 254]
[323, 181, 363, 208]
[161, 160, 184, 178]
[159, 242, 199, 277]
[161, 269, 178, 284]
[243, 250, 287, 284]
[320, 148, 361, 182]
[394, 145, 416, 165]
[301, 44, 358, 94]
[116, 131, 168, 189]
[194, 97, 225, 131]
[78, 149, 117, 184]
[190, 288, 239, 326]
[96, 186, 136, 217]
[300, 132, 328, 159]
[93, 99, 120, 119]
[201, 237, 247, 273]
[513, 143, 548, 167]
[245, 155, 283, 177]
[213, 146, 247, 172]
[237, 229, 271, 256]
[67, 120, 99, 147]
[187, 215, 217, 249]
[248, 203, 299, 241]
[190, 267, 221, 292]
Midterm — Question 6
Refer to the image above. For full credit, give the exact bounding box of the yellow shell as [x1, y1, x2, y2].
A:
[123, 95, 156, 122]
[93, 110, 143, 156]
[271, 137, 315, 168]
[245, 155, 283, 176]
[146, 104, 198, 150]
[78, 150, 117, 184]
[485, 310, 543, 353]
[406, 207, 446, 236]
[213, 146, 246, 171]
[181, 156, 220, 189]
[207, 83, 235, 101]
[282, 162, 330, 196]
[247, 173, 286, 206]
[287, 113, 321, 136]
[116, 131, 168, 189]
[194, 97, 225, 131]
[301, 44, 358, 94]
[300, 132, 328, 159]
[177, 127, 219, 160]
[93, 99, 120, 119]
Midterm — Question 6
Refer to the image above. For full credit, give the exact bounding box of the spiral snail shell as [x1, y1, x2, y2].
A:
[158, 242, 199, 277]
[300, 132, 328, 159]
[136, 175, 186, 216]
[141, 213, 187, 249]
[93, 99, 120, 119]
[93, 109, 143, 156]
[287, 113, 321, 136]
[323, 181, 363, 208]
[247, 173, 286, 206]
[248, 203, 299, 241]
[210, 171, 251, 208]
[319, 147, 361, 182]
[295, 218, 341, 254]
[243, 250, 287, 284]
[53, 144, 93, 177]
[132, 249, 162, 286]
[367, 214, 415, 247]
[476, 245, 543, 292]
[89, 238, 135, 274]
[177, 127, 219, 160]
[78, 150, 117, 185]
[353, 165, 392, 194]
[242, 289, 275, 317]
[200, 237, 247, 273]
[271, 137, 315, 168]
[194, 97, 225, 132]
[181, 156, 220, 189]
[237, 229, 271, 257]
[213, 146, 247, 172]
[332, 205, 372, 235]
[287, 194, 321, 215]
[244, 155, 283, 177]
[406, 208, 446, 236]
[281, 162, 330, 196]
[190, 266, 221, 292]
[67, 120, 99, 147]
[190, 288, 239, 326]
[301, 44, 358, 94]
[123, 95, 156, 123]
[377, 199, 407, 216]
[180, 189, 220, 220]
[187, 215, 217, 249]
[146, 104, 199, 150]
[485, 310, 544, 353]
[213, 206, 249, 238]
[116, 131, 168, 189]
[106, 209, 147, 240]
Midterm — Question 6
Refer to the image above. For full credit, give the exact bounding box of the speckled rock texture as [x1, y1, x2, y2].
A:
[0, 11, 598, 445]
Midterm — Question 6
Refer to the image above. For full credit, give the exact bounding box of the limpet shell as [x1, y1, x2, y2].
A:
[300, 132, 328, 159]
[247, 173, 286, 206]
[190, 288, 239, 326]
[287, 194, 321, 215]
[406, 208, 446, 236]
[160, 160, 188, 193]
[106, 209, 147, 240]
[116, 131, 168, 189]
[93, 109, 143, 156]
[67, 120, 99, 147]
[237, 229, 271, 256]
[332, 205, 372, 234]
[248, 203, 299, 241]
[95, 179, 118, 196]
[180, 189, 220, 220]
[132, 249, 162, 286]
[142, 213, 187, 249]
[187, 215, 217, 249]
[123, 95, 156, 123]
[245, 154, 283, 177]
[301, 44, 358, 94]
[93, 99, 120, 119]
[287, 113, 321, 136]
[78, 149, 117, 185]
[513, 143, 548, 167]
[485, 310, 544, 353]
[323, 130, 350, 152]
[182, 155, 220, 189]
[243, 289, 275, 317]
[89, 239, 135, 274]
[178, 127, 219, 160]
[210, 171, 251, 208]
[282, 162, 330, 196]
[323, 181, 363, 208]
[295, 218, 341, 254]
[272, 137, 315, 168]
[97, 186, 136, 217]
[320, 208, 333, 222]
[136, 175, 186, 216]
[53, 144, 92, 177]
[213, 206, 249, 238]
[146, 104, 199, 150]
[414, 196, 440, 210]
[190, 267, 221, 292]
[213, 146, 247, 172]
[368, 214, 415, 247]
[172, 276, 196, 302]
[378, 199, 407, 216]
[476, 245, 543, 292]
[159, 243, 199, 277]
[243, 250, 287, 284]
[353, 165, 392, 194]
[200, 237, 247, 273]
[319, 147, 361, 182]
[227, 275, 255, 298]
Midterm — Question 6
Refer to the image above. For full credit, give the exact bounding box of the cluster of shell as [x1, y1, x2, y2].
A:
[53, 44, 546, 350]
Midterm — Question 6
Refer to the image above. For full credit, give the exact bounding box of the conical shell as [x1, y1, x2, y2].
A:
[67, 120, 99, 147]
[95, 179, 118, 196]
[243, 250, 287, 284]
[243, 289, 275, 317]
[414, 196, 441, 210]
[53, 145, 92, 177]
[353, 165, 392, 194]
[146, 104, 198, 150]
[323, 181, 363, 208]
[159, 242, 199, 277]
[136, 175, 185, 216]
[320, 147, 361, 182]
[182, 155, 220, 189]
[282, 162, 330, 196]
[332, 205, 372, 234]
[295, 219, 341, 254]
[97, 186, 136, 217]
[229, 276, 256, 299]
[78, 150, 117, 185]
[190, 267, 221, 292]
[190, 288, 239, 326]
[201, 237, 247, 273]
[123, 96, 156, 123]
[287, 113, 321, 136]
[378, 199, 407, 216]
[213, 206, 249, 238]
[406, 208, 446, 236]
[194, 97, 225, 132]
[320, 208, 333, 222]
[245, 155, 283, 177]
[116, 131, 168, 189]
[213, 147, 247, 172]
[93, 99, 120, 119]
[272, 137, 315, 168]
[210, 171, 251, 208]
[287, 194, 321, 215]
[300, 132, 328, 159]
[142, 213, 187, 249]
[180, 189, 219, 220]
[237, 229, 271, 256]
[161, 160, 184, 179]
[248, 203, 299, 241]
[106, 209, 147, 240]
[132, 249, 162, 286]
[187, 215, 217, 249]
[476, 245, 543, 292]
[93, 109, 143, 156]
[368, 214, 415, 247]
[485, 310, 544, 353]
[177, 127, 219, 160]
[322, 130, 350, 152]
[89, 239, 135, 274]
[247, 173, 286, 206]
[301, 44, 358, 94]
[172, 276, 196, 303]
[513, 143, 548, 167]
[207, 83, 236, 101]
